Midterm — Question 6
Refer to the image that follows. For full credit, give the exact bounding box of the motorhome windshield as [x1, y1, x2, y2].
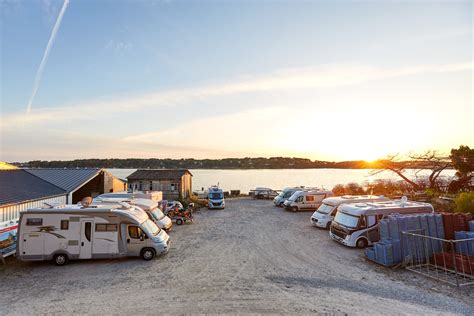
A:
[317, 203, 335, 214]
[210, 193, 223, 199]
[141, 219, 161, 236]
[151, 208, 165, 221]
[283, 191, 295, 198]
[334, 211, 359, 229]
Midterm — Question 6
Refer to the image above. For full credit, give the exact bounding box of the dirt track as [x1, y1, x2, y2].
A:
[1, 198, 473, 314]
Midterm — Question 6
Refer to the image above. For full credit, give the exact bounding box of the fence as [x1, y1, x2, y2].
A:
[401, 230, 474, 287]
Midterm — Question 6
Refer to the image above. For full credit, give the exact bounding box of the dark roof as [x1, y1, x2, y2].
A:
[127, 169, 192, 181]
[0, 170, 66, 206]
[26, 168, 102, 193]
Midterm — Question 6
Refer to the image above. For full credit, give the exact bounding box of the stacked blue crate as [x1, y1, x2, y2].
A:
[454, 231, 474, 256]
[469, 221, 474, 232]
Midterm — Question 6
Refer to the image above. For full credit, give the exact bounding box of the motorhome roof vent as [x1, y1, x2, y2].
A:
[80, 197, 93, 208]
[119, 201, 132, 209]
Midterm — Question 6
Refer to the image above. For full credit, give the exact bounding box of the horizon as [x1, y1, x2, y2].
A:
[1, 1, 473, 162]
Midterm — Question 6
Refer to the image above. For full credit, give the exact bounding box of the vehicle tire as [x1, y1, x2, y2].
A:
[53, 253, 68, 266]
[176, 218, 184, 225]
[356, 238, 368, 249]
[291, 206, 298, 212]
[279, 202, 284, 207]
[326, 222, 331, 230]
[141, 248, 155, 261]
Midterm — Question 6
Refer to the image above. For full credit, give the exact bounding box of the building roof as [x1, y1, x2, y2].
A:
[0, 162, 17, 170]
[127, 169, 192, 181]
[26, 168, 102, 193]
[0, 170, 66, 206]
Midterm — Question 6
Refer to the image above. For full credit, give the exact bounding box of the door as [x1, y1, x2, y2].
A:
[79, 220, 93, 259]
[366, 216, 379, 243]
[126, 225, 146, 256]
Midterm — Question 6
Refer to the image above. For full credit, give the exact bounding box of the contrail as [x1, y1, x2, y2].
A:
[26, 0, 70, 114]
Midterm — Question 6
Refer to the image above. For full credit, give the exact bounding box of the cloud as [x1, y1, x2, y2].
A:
[26, 0, 70, 114]
[3, 61, 471, 128]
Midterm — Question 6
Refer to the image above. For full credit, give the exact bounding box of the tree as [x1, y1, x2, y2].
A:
[371, 150, 451, 191]
[448, 145, 474, 192]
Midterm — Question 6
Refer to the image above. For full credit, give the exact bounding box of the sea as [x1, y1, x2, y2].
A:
[107, 168, 456, 194]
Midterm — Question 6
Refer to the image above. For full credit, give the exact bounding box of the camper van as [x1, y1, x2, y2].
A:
[283, 190, 333, 212]
[16, 203, 170, 265]
[311, 195, 389, 229]
[273, 187, 319, 206]
[208, 186, 225, 209]
[329, 199, 434, 248]
[93, 198, 172, 232]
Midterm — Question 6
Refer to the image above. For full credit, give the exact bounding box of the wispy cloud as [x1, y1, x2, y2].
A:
[5, 60, 471, 126]
[26, 0, 70, 114]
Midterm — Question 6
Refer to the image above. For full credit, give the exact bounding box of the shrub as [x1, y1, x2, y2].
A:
[454, 192, 474, 215]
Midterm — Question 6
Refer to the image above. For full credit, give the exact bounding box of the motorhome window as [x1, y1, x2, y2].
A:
[106, 224, 117, 231]
[368, 216, 376, 227]
[317, 204, 335, 214]
[334, 212, 359, 229]
[151, 209, 165, 220]
[306, 196, 315, 202]
[359, 216, 367, 228]
[85, 222, 92, 242]
[141, 219, 160, 236]
[26, 218, 43, 226]
[128, 226, 141, 239]
[210, 193, 223, 199]
[96, 224, 118, 232]
[296, 196, 303, 202]
[60, 220, 69, 230]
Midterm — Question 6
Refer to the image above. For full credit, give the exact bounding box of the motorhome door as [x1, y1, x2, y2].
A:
[126, 225, 146, 256]
[79, 219, 93, 259]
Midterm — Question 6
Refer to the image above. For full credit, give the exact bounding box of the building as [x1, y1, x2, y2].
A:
[26, 168, 126, 204]
[0, 169, 67, 222]
[127, 169, 193, 199]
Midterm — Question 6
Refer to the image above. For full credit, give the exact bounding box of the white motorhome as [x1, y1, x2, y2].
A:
[208, 186, 225, 209]
[283, 190, 333, 212]
[329, 199, 434, 248]
[311, 195, 389, 229]
[93, 198, 173, 232]
[273, 187, 320, 206]
[16, 203, 170, 265]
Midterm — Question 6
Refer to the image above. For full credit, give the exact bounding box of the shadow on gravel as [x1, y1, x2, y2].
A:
[266, 275, 471, 312]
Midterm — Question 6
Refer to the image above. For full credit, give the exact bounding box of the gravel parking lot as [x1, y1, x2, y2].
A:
[1, 198, 473, 314]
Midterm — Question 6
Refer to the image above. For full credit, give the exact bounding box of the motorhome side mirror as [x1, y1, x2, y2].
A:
[140, 235, 144, 241]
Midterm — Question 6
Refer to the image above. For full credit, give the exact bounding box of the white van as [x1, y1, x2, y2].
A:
[273, 187, 320, 206]
[329, 199, 434, 248]
[16, 203, 170, 265]
[283, 190, 333, 212]
[311, 195, 389, 229]
[93, 198, 173, 232]
[208, 186, 225, 209]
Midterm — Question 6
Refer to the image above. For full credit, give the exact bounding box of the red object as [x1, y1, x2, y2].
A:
[432, 251, 474, 275]
[440, 213, 473, 240]
[0, 225, 17, 234]
[441, 213, 454, 240]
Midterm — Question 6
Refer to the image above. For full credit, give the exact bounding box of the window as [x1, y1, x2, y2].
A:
[96, 224, 118, 232]
[296, 196, 303, 203]
[84, 222, 92, 242]
[128, 226, 142, 239]
[60, 220, 69, 230]
[26, 218, 43, 226]
[171, 183, 179, 191]
[367, 215, 376, 227]
[306, 195, 315, 202]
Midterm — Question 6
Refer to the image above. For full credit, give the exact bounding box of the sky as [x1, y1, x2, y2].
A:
[0, 0, 473, 162]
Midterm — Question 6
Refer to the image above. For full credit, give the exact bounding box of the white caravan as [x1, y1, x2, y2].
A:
[93, 198, 172, 232]
[208, 186, 225, 209]
[16, 203, 170, 265]
[311, 195, 389, 229]
[329, 199, 434, 248]
[283, 190, 333, 212]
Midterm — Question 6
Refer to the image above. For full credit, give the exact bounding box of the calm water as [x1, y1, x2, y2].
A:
[107, 168, 456, 194]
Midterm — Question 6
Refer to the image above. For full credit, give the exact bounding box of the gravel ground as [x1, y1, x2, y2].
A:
[1, 198, 473, 314]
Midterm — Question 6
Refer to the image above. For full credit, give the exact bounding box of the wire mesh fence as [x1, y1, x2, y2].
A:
[401, 230, 474, 287]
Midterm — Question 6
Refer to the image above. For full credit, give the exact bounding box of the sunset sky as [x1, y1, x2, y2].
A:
[1, 1, 473, 162]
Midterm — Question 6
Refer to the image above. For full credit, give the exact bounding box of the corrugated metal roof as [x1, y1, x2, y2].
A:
[26, 168, 102, 193]
[127, 169, 192, 181]
[0, 170, 66, 206]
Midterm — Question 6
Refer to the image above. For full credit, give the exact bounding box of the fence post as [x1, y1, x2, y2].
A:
[451, 240, 459, 288]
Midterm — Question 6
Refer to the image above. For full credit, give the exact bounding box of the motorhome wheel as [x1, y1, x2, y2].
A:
[292, 206, 298, 212]
[356, 238, 368, 249]
[141, 248, 155, 261]
[326, 222, 331, 229]
[53, 253, 68, 266]
[176, 218, 184, 225]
